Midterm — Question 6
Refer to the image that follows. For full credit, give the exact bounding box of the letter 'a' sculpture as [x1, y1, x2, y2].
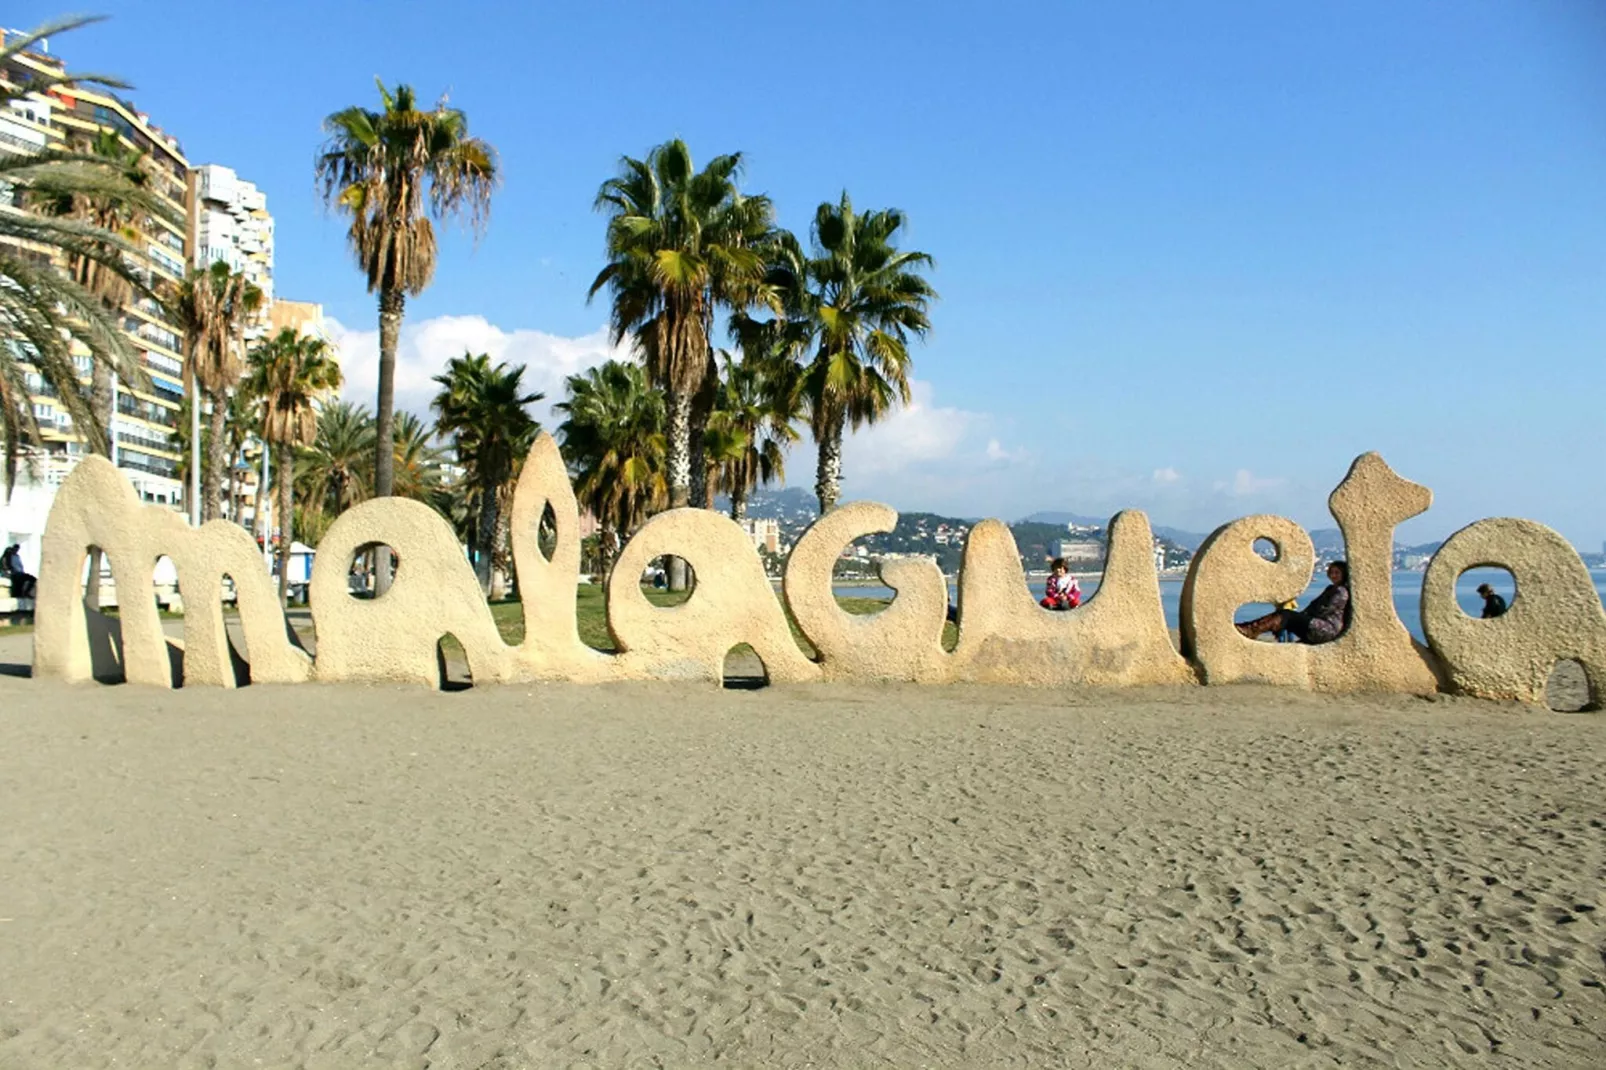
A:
[23, 439, 1600, 709]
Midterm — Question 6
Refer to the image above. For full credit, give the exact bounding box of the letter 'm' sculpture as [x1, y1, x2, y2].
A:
[25, 439, 1601, 710]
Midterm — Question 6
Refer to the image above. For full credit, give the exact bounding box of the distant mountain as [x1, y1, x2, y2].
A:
[1152, 525, 1208, 551]
[722, 491, 1471, 563]
[723, 486, 818, 520]
[1021, 510, 1108, 527]
[1310, 528, 1346, 555]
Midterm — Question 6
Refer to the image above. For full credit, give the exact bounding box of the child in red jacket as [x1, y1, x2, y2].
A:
[1040, 558, 1081, 610]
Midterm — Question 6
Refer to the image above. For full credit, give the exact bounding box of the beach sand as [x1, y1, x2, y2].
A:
[1, 674, 1603, 1069]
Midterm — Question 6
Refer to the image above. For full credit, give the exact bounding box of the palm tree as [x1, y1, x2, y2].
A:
[316, 79, 498, 595]
[296, 400, 376, 519]
[391, 410, 447, 501]
[588, 139, 778, 532]
[554, 359, 666, 578]
[794, 193, 936, 513]
[0, 17, 172, 497]
[29, 128, 157, 466]
[171, 261, 261, 522]
[430, 352, 540, 595]
[172, 394, 205, 497]
[244, 329, 342, 605]
[707, 345, 801, 521]
[223, 386, 258, 526]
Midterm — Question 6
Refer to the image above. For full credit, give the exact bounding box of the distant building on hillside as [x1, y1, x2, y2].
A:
[1051, 539, 1104, 566]
[740, 517, 781, 555]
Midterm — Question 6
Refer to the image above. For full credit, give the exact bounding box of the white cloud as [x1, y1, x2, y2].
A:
[840, 379, 983, 476]
[984, 438, 1030, 465]
[325, 314, 629, 429]
[1216, 468, 1286, 497]
[1152, 466, 1182, 484]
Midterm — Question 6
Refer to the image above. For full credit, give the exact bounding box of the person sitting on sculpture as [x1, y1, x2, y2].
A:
[2, 543, 36, 599]
[1477, 582, 1508, 619]
[1040, 558, 1082, 611]
[1236, 560, 1350, 644]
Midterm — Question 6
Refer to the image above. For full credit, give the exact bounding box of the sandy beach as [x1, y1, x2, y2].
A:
[0, 672, 1602, 1069]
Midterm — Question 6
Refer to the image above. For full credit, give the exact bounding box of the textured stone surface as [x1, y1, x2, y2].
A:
[951, 511, 1195, 687]
[1422, 518, 1604, 708]
[1182, 453, 1443, 694]
[784, 502, 949, 681]
[34, 445, 1598, 707]
[506, 434, 614, 682]
[33, 456, 309, 687]
[310, 497, 511, 688]
[608, 508, 821, 685]
[1180, 514, 1317, 687]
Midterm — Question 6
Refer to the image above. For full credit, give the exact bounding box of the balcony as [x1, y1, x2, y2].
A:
[117, 450, 179, 479]
[141, 349, 182, 379]
[129, 319, 181, 353]
[117, 395, 177, 429]
[115, 419, 177, 451]
[141, 381, 183, 408]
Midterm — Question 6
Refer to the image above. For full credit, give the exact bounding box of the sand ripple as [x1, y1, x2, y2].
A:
[1, 681, 1603, 1068]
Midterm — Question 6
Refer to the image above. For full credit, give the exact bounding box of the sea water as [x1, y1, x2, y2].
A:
[832, 569, 1606, 644]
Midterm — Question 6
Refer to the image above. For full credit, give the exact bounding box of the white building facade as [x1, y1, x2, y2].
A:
[193, 163, 274, 330]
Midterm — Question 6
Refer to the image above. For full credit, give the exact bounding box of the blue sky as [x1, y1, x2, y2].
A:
[21, 1, 1606, 545]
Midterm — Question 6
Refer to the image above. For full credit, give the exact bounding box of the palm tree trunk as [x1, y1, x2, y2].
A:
[277, 442, 293, 607]
[814, 412, 846, 514]
[664, 390, 693, 591]
[84, 361, 114, 607]
[493, 491, 513, 600]
[665, 389, 692, 509]
[475, 477, 498, 597]
[188, 372, 202, 526]
[688, 361, 717, 510]
[204, 390, 228, 523]
[228, 455, 239, 525]
[373, 287, 404, 596]
[255, 443, 270, 542]
[731, 488, 747, 523]
[599, 510, 619, 583]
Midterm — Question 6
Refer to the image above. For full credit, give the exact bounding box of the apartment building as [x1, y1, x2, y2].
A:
[193, 163, 274, 336]
[0, 29, 191, 513]
[740, 517, 782, 555]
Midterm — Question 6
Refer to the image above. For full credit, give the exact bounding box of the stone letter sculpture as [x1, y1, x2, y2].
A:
[23, 444, 1599, 708]
[784, 501, 949, 681]
[950, 510, 1195, 687]
[311, 496, 513, 688]
[1422, 518, 1603, 707]
[34, 455, 310, 688]
[1181, 453, 1443, 694]
[504, 434, 614, 682]
[607, 507, 821, 684]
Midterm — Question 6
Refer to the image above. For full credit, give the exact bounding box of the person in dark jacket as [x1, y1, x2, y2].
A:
[2, 543, 36, 599]
[1236, 561, 1350, 644]
[1477, 583, 1508, 619]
